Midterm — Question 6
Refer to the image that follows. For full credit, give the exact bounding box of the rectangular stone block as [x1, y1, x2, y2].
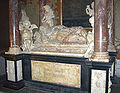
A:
[7, 60, 15, 82]
[91, 69, 106, 93]
[31, 61, 81, 88]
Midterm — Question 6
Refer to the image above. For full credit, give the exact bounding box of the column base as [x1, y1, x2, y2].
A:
[90, 52, 109, 62]
[5, 47, 21, 55]
[108, 44, 116, 52]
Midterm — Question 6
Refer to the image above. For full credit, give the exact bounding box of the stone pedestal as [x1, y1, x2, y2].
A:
[4, 0, 24, 90]
[90, 62, 112, 93]
[91, 0, 109, 62]
[4, 54, 24, 90]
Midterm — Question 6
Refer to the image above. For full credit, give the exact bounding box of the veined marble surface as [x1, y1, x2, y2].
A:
[91, 69, 106, 93]
[17, 60, 23, 81]
[22, 51, 85, 58]
[32, 61, 81, 88]
[7, 61, 15, 82]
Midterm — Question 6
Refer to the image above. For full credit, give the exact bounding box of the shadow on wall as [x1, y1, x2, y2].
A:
[0, 56, 5, 76]
[0, 0, 9, 51]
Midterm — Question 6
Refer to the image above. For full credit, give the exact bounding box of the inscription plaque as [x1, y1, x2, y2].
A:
[32, 61, 81, 88]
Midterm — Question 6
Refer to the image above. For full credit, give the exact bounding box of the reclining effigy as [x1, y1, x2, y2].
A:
[19, 4, 94, 58]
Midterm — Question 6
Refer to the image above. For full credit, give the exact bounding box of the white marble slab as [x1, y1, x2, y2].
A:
[91, 69, 106, 93]
[7, 60, 15, 82]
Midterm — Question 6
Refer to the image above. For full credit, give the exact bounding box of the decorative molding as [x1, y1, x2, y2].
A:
[6, 47, 21, 55]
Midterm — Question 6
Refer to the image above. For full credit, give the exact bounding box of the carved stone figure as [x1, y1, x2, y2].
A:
[20, 5, 95, 58]
[41, 5, 55, 27]
[19, 10, 38, 52]
[32, 5, 90, 56]
[34, 25, 87, 44]
[86, 2, 94, 29]
[84, 2, 94, 58]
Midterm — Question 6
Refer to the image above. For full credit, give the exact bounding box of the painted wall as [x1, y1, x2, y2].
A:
[114, 0, 120, 78]
[0, 57, 5, 75]
[114, 0, 120, 40]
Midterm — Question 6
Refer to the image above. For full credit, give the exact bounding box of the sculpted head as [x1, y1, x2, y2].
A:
[43, 5, 51, 13]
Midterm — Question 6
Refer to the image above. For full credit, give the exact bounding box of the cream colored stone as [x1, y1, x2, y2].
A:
[19, 5, 93, 58]
[20, 5, 94, 58]
[7, 60, 15, 82]
[23, 51, 84, 57]
[19, 10, 38, 52]
[41, 5, 55, 27]
[31, 61, 81, 88]
[6, 47, 21, 55]
[91, 70, 106, 93]
[17, 60, 23, 81]
[108, 69, 112, 93]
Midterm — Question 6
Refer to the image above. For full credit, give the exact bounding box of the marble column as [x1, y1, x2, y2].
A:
[91, 0, 109, 62]
[7, 0, 21, 54]
[39, 0, 46, 26]
[107, 0, 116, 52]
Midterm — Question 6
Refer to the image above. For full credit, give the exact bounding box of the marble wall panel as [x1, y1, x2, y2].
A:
[7, 60, 15, 82]
[17, 60, 23, 81]
[91, 69, 106, 93]
[31, 61, 81, 88]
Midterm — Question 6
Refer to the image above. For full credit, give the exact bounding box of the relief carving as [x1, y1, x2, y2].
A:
[91, 70, 106, 93]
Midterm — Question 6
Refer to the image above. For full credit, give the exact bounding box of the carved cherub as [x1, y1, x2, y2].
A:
[41, 5, 55, 27]
[19, 10, 38, 52]
[84, 2, 94, 58]
[86, 2, 94, 29]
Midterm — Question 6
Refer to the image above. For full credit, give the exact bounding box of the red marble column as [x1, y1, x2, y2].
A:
[107, 0, 116, 52]
[91, 0, 109, 62]
[39, 0, 46, 26]
[7, 0, 21, 54]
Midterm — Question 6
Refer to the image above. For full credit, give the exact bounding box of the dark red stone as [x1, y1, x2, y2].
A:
[94, 0, 108, 52]
[9, 0, 20, 48]
[107, 0, 116, 51]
